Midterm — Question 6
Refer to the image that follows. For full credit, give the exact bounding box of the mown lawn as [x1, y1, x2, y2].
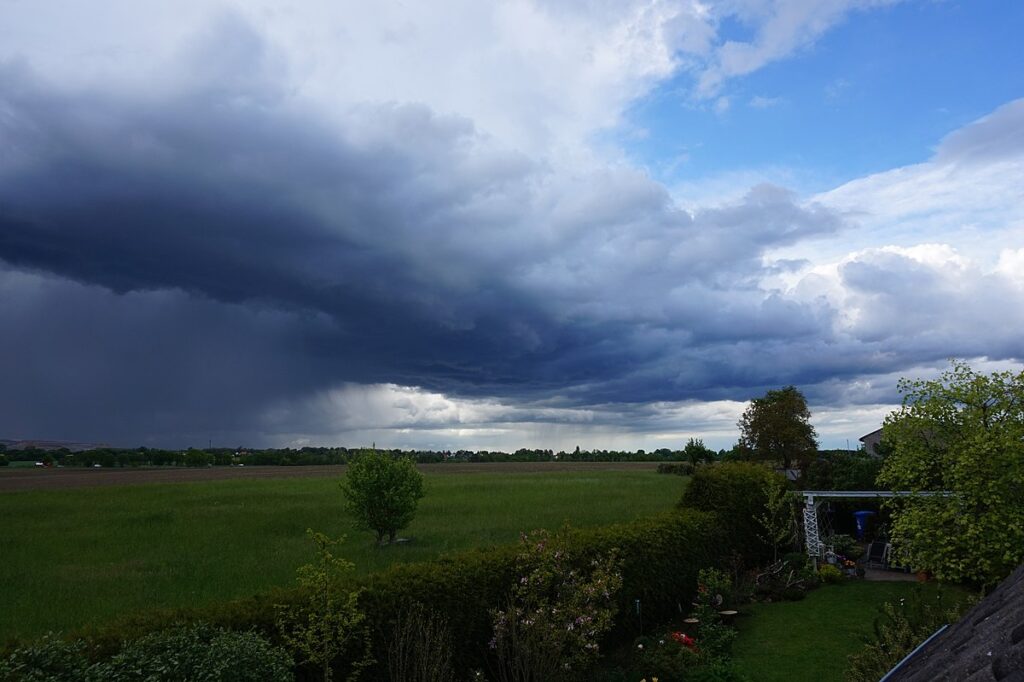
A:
[731, 580, 972, 682]
[0, 470, 684, 641]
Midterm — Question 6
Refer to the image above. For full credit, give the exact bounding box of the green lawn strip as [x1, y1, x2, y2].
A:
[0, 470, 684, 641]
[731, 580, 969, 682]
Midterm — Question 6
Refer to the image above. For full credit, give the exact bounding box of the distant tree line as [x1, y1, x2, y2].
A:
[0, 443, 730, 468]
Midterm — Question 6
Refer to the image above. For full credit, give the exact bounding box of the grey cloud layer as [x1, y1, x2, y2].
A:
[1, 62, 1022, 445]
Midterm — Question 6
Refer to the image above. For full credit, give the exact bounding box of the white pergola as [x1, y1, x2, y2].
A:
[799, 490, 952, 565]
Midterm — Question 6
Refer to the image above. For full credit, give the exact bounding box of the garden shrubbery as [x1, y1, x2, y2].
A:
[846, 587, 976, 682]
[679, 462, 788, 566]
[0, 625, 292, 682]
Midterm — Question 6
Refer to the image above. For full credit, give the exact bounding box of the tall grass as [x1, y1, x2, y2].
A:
[0, 470, 683, 641]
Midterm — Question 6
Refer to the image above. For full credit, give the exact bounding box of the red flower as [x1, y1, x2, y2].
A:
[671, 632, 697, 650]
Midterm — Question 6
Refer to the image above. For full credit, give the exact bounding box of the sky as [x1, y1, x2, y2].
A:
[0, 0, 1022, 451]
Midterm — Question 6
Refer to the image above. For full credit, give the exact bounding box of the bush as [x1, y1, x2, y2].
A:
[818, 565, 843, 584]
[632, 633, 700, 681]
[0, 626, 292, 682]
[340, 451, 424, 545]
[490, 531, 622, 681]
[846, 587, 976, 682]
[0, 635, 91, 681]
[781, 552, 808, 571]
[827, 534, 859, 558]
[101, 624, 292, 681]
[657, 462, 694, 476]
[679, 463, 788, 565]
[276, 531, 371, 681]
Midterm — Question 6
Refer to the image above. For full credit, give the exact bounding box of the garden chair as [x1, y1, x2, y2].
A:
[863, 540, 887, 568]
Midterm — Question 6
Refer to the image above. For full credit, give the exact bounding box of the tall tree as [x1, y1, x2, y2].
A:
[737, 386, 818, 470]
[878, 361, 1024, 585]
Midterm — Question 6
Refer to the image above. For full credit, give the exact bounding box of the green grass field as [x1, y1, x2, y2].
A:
[731, 580, 971, 682]
[0, 470, 684, 641]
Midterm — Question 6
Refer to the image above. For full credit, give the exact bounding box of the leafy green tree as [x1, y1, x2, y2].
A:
[682, 437, 715, 466]
[878, 361, 1024, 585]
[340, 451, 424, 545]
[756, 477, 798, 562]
[737, 386, 818, 470]
[805, 450, 883, 491]
[277, 531, 371, 681]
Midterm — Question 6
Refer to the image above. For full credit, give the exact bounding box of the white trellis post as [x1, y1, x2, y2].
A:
[803, 493, 823, 566]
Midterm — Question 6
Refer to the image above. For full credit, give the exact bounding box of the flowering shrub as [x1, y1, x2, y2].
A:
[490, 530, 623, 682]
[671, 632, 697, 650]
[818, 564, 843, 584]
[633, 632, 700, 680]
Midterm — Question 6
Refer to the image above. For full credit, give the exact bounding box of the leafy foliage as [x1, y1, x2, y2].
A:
[818, 565, 843, 584]
[0, 626, 292, 682]
[737, 386, 818, 470]
[0, 635, 92, 682]
[679, 463, 788, 565]
[878, 361, 1024, 585]
[755, 477, 798, 563]
[692, 569, 737, 662]
[490, 530, 623, 682]
[276, 531, 371, 681]
[683, 438, 716, 466]
[845, 586, 976, 682]
[804, 451, 883, 491]
[101, 624, 293, 681]
[339, 450, 425, 545]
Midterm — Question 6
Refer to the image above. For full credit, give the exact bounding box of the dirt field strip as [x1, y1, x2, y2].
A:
[0, 461, 660, 492]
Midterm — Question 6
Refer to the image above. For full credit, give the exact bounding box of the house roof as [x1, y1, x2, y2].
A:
[886, 563, 1024, 681]
[858, 428, 883, 443]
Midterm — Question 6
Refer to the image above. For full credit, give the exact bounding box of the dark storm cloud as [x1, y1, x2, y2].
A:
[6, 52, 1002, 444]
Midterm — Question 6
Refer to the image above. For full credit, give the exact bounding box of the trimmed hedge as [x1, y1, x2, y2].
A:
[32, 469, 780, 680]
[678, 462, 788, 567]
[66, 510, 725, 680]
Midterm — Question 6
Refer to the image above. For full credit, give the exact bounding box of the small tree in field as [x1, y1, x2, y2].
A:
[340, 450, 424, 545]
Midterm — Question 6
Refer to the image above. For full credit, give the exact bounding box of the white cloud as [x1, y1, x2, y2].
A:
[748, 94, 782, 109]
[0, 0, 912, 156]
[693, 1, 905, 98]
[769, 98, 1024, 268]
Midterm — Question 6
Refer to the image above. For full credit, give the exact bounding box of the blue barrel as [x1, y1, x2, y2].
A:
[854, 511, 876, 539]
